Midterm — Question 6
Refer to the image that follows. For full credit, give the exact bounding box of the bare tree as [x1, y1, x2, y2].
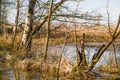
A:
[44, 0, 53, 61]
[21, 0, 37, 52]
[0, 0, 1, 25]
[106, 0, 118, 66]
[2, 0, 8, 40]
[87, 16, 120, 70]
[21, 0, 66, 52]
[31, 0, 65, 36]
[12, 0, 20, 48]
[56, 35, 67, 80]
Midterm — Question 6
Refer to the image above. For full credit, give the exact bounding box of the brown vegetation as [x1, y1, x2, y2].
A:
[14, 56, 73, 78]
[0, 24, 119, 79]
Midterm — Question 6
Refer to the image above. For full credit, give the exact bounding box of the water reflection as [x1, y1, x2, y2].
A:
[0, 44, 120, 80]
[48, 44, 120, 68]
[0, 68, 41, 80]
[0, 68, 116, 80]
[0, 68, 15, 80]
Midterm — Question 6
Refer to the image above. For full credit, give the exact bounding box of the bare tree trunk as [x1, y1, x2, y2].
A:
[81, 34, 86, 67]
[12, 0, 20, 48]
[21, 0, 64, 53]
[21, 0, 37, 52]
[87, 32, 120, 70]
[106, 0, 118, 66]
[31, 0, 65, 36]
[56, 35, 67, 80]
[87, 16, 120, 70]
[44, 0, 53, 61]
[74, 24, 82, 68]
[2, 3, 7, 40]
[0, 0, 1, 25]
[24, 0, 65, 53]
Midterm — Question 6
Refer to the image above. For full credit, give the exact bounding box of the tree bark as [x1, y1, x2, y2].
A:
[56, 35, 67, 80]
[24, 0, 65, 52]
[44, 0, 53, 61]
[87, 15, 120, 70]
[87, 31, 120, 71]
[81, 34, 86, 67]
[0, 0, 1, 25]
[31, 0, 65, 36]
[12, 0, 20, 48]
[21, 0, 37, 52]
[74, 24, 82, 68]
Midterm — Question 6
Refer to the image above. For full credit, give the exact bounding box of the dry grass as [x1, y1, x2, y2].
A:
[97, 64, 120, 73]
[0, 25, 120, 50]
[97, 63, 120, 80]
[0, 24, 120, 79]
[14, 56, 73, 78]
[33, 25, 120, 44]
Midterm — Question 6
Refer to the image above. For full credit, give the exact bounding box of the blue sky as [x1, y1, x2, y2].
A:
[79, 0, 120, 23]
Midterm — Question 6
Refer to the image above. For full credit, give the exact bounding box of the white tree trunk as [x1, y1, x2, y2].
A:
[21, 0, 37, 51]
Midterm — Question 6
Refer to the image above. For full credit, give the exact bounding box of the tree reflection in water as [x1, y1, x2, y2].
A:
[0, 68, 41, 80]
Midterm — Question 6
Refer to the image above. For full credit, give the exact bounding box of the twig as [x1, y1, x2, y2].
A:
[56, 35, 67, 80]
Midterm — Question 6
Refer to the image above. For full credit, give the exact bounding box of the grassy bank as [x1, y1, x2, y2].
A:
[0, 25, 120, 79]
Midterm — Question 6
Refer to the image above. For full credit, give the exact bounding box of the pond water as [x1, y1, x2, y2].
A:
[0, 43, 120, 80]
[0, 68, 41, 80]
[48, 44, 120, 68]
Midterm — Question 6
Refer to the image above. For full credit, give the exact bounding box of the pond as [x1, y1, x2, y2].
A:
[0, 66, 43, 80]
[48, 44, 120, 68]
[0, 43, 120, 80]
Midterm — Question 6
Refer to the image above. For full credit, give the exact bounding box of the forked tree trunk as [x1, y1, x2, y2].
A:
[87, 31, 120, 70]
[74, 33, 86, 69]
[21, 0, 65, 52]
[21, 0, 37, 52]
[87, 15, 120, 70]
[81, 34, 86, 67]
[31, 0, 65, 36]
[74, 24, 82, 68]
[73, 16, 120, 72]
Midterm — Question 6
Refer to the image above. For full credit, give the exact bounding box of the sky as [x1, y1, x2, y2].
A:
[79, 0, 120, 24]
[8, 0, 120, 25]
